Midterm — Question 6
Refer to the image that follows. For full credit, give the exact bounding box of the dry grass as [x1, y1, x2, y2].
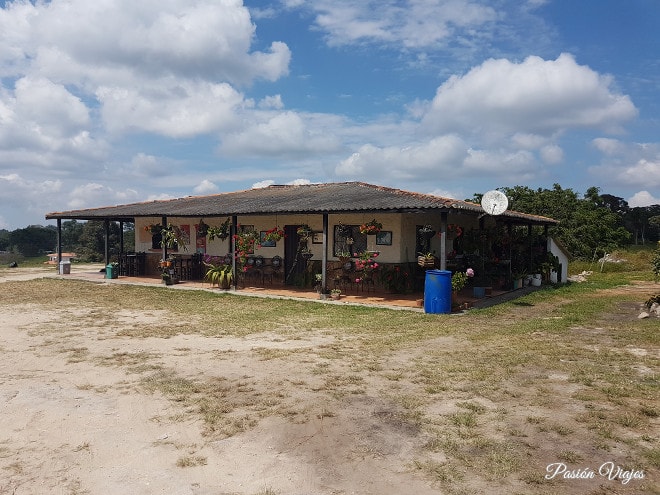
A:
[0, 272, 658, 493]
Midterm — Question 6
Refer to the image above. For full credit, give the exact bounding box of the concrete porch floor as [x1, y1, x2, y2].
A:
[61, 264, 539, 312]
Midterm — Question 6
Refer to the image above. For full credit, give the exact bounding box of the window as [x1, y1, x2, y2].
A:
[333, 225, 366, 257]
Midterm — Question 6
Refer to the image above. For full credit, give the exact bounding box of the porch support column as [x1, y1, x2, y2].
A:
[119, 221, 124, 255]
[161, 216, 168, 262]
[104, 219, 110, 266]
[507, 222, 513, 282]
[231, 215, 238, 290]
[57, 219, 62, 264]
[322, 213, 328, 288]
[439, 212, 448, 270]
[527, 223, 533, 273]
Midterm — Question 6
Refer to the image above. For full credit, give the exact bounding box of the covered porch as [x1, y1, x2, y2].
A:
[45, 182, 560, 307]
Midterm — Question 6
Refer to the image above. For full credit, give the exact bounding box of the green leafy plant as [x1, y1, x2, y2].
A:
[203, 254, 233, 289]
[652, 241, 660, 282]
[233, 228, 260, 268]
[452, 268, 474, 292]
[296, 224, 313, 239]
[207, 218, 231, 241]
[359, 218, 382, 235]
[160, 225, 188, 251]
[263, 226, 285, 243]
[204, 264, 233, 289]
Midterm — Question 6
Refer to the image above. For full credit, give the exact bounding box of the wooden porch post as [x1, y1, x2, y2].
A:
[231, 215, 238, 289]
[104, 219, 110, 266]
[322, 213, 328, 289]
[161, 216, 168, 262]
[57, 218, 62, 264]
[119, 221, 124, 255]
[440, 212, 448, 270]
[528, 223, 533, 273]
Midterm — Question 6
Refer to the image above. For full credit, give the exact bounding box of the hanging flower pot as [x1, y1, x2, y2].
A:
[297, 224, 313, 240]
[207, 218, 231, 241]
[197, 219, 209, 238]
[263, 226, 285, 243]
[360, 219, 382, 235]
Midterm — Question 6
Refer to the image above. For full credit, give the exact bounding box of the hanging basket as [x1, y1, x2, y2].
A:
[359, 219, 382, 235]
[197, 219, 209, 237]
[297, 225, 313, 240]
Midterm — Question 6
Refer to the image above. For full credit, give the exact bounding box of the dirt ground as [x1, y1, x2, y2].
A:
[0, 265, 657, 494]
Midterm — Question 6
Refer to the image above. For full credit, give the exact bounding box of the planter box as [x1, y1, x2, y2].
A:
[418, 257, 435, 268]
[473, 287, 486, 298]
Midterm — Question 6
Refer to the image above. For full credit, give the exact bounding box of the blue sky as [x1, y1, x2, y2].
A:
[0, 0, 658, 230]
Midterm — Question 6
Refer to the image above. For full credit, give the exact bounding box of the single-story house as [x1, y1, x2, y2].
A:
[46, 252, 75, 265]
[45, 182, 560, 292]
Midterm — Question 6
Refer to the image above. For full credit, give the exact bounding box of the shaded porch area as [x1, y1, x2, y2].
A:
[63, 263, 537, 312]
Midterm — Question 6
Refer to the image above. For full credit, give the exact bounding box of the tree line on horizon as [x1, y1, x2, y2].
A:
[0, 184, 658, 262]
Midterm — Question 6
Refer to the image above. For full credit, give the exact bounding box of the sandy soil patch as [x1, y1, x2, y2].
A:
[0, 269, 657, 494]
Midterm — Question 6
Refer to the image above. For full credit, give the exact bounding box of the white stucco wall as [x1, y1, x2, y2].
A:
[135, 213, 474, 265]
[547, 237, 569, 283]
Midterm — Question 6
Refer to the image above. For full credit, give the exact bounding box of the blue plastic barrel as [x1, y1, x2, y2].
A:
[424, 269, 452, 314]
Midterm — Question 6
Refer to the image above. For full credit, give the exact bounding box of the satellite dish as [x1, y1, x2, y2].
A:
[481, 190, 509, 216]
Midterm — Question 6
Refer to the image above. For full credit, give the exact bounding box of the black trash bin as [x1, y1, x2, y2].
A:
[424, 269, 452, 314]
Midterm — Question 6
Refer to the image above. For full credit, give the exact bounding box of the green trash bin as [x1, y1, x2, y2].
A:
[105, 264, 118, 279]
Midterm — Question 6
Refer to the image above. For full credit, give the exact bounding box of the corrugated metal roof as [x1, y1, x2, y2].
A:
[45, 181, 557, 225]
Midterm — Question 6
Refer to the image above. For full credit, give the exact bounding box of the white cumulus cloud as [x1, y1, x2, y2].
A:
[628, 191, 660, 208]
[422, 54, 637, 138]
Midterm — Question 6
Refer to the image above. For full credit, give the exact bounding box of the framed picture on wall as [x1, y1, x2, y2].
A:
[312, 232, 323, 244]
[376, 231, 392, 246]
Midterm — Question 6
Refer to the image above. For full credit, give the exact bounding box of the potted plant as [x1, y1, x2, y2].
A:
[207, 218, 231, 241]
[417, 252, 435, 268]
[233, 229, 260, 267]
[540, 252, 560, 283]
[355, 251, 379, 274]
[336, 251, 353, 264]
[330, 288, 341, 300]
[451, 268, 474, 293]
[318, 286, 331, 300]
[296, 224, 313, 240]
[160, 225, 188, 251]
[161, 271, 174, 285]
[196, 218, 209, 238]
[300, 246, 314, 261]
[360, 219, 382, 235]
[204, 263, 233, 289]
[512, 270, 526, 290]
[263, 226, 285, 243]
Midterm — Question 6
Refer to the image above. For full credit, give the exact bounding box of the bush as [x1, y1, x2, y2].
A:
[652, 242, 660, 282]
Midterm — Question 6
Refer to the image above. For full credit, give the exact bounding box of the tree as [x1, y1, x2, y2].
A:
[61, 220, 84, 251]
[0, 229, 10, 251]
[624, 205, 660, 244]
[74, 221, 123, 262]
[497, 184, 630, 260]
[8, 225, 57, 257]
